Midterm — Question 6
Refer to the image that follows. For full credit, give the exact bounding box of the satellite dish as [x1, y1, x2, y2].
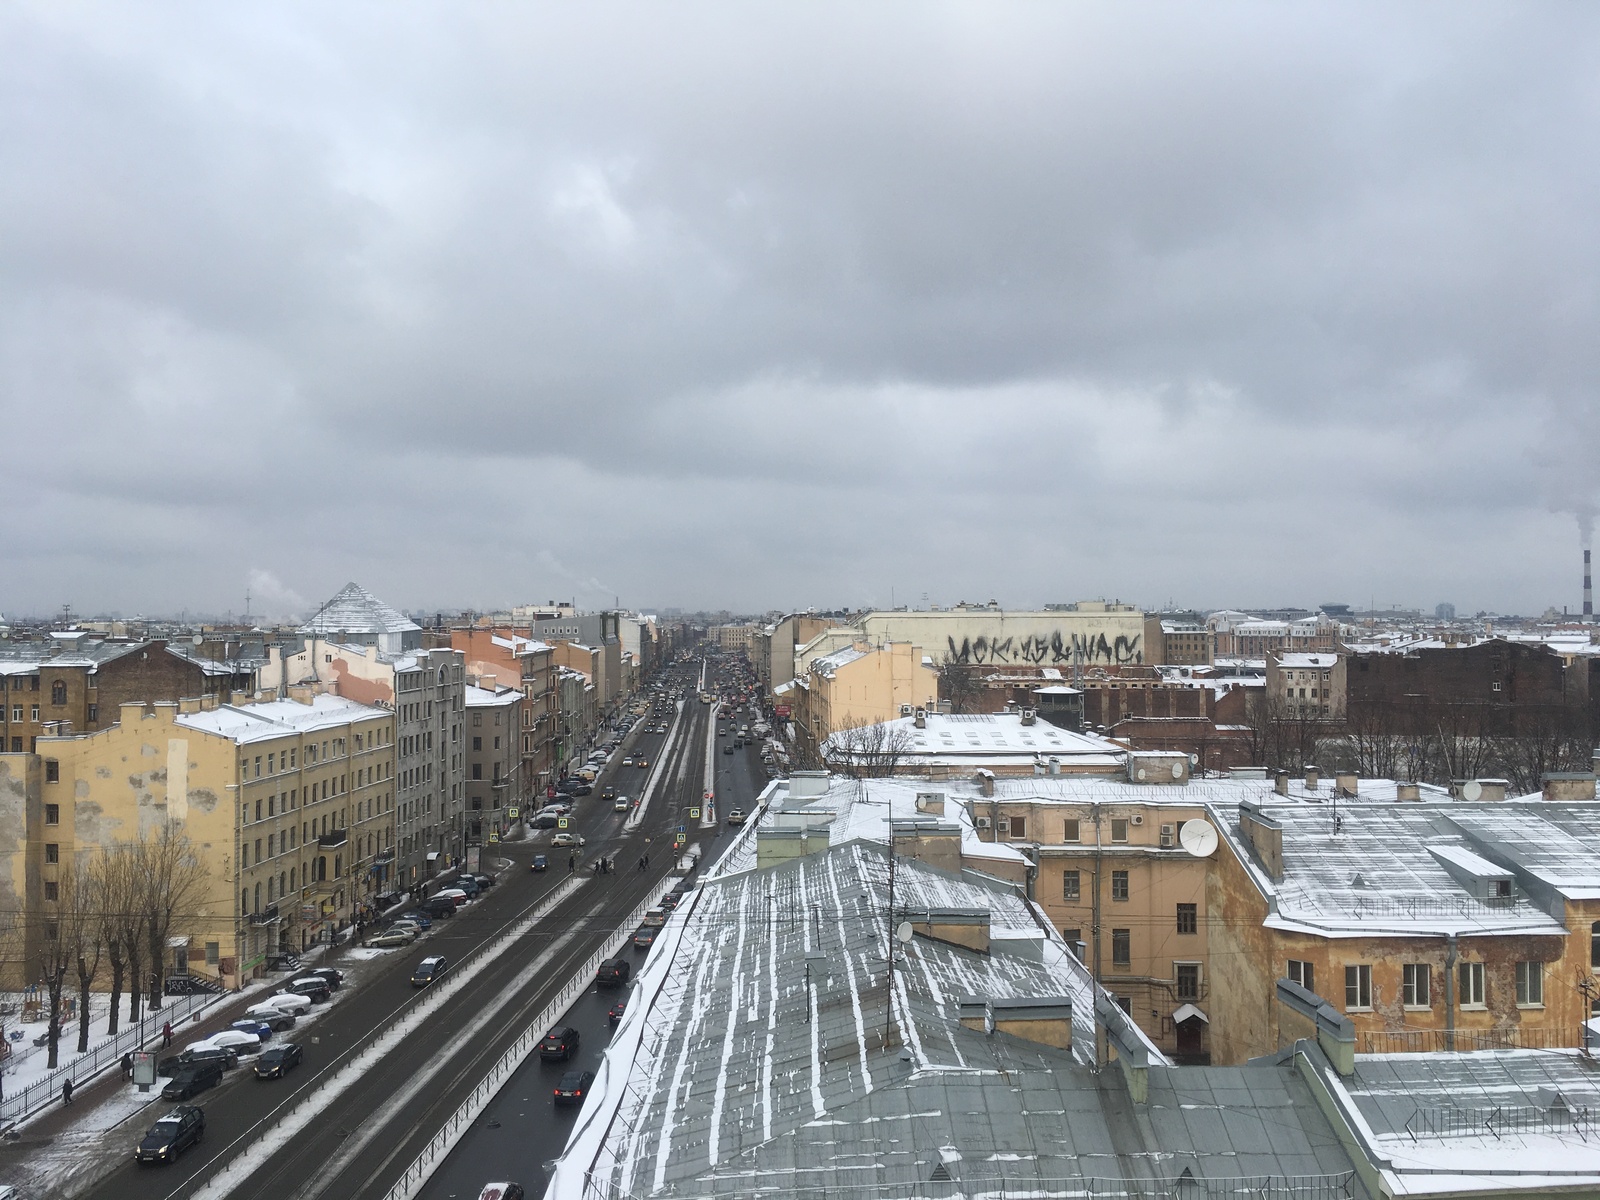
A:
[1462, 780, 1483, 802]
[192, 634, 204, 646]
[1189, 753, 1199, 766]
[895, 921, 914, 944]
[1179, 819, 1218, 858]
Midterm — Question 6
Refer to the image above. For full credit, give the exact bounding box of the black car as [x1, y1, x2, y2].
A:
[632, 926, 658, 950]
[158, 1046, 238, 1077]
[254, 1042, 303, 1079]
[553, 1070, 596, 1107]
[657, 893, 679, 912]
[571, 783, 593, 796]
[607, 996, 628, 1025]
[306, 967, 344, 990]
[374, 890, 405, 909]
[411, 955, 449, 987]
[422, 897, 458, 918]
[724, 744, 734, 754]
[135, 1105, 206, 1164]
[282, 977, 332, 1003]
[473, 873, 496, 890]
[601, 785, 617, 800]
[538, 1026, 581, 1062]
[161, 1060, 223, 1100]
[596, 957, 631, 987]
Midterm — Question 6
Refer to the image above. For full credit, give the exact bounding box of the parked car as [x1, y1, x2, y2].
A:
[422, 897, 458, 918]
[306, 967, 344, 990]
[473, 873, 496, 890]
[595, 957, 631, 987]
[282, 977, 332, 1003]
[389, 919, 424, 937]
[411, 955, 449, 988]
[197, 1029, 264, 1056]
[727, 809, 746, 826]
[261, 992, 312, 1016]
[162, 1060, 223, 1100]
[632, 926, 657, 950]
[538, 1026, 581, 1062]
[370, 928, 413, 948]
[157, 1045, 237, 1077]
[551, 832, 585, 848]
[533, 812, 561, 829]
[135, 1106, 205, 1164]
[571, 783, 593, 796]
[253, 1042, 303, 1079]
[531, 854, 549, 872]
[399, 910, 433, 929]
[453, 877, 480, 898]
[243, 1003, 297, 1031]
[477, 1186, 526, 1200]
[553, 1070, 596, 1108]
[229, 1019, 272, 1043]
[436, 888, 469, 908]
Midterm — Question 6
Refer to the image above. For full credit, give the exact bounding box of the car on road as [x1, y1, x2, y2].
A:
[632, 926, 657, 950]
[601, 784, 616, 800]
[641, 907, 668, 929]
[550, 832, 585, 848]
[244, 1003, 298, 1031]
[477, 1186, 527, 1200]
[135, 1106, 205, 1164]
[595, 957, 631, 987]
[531, 854, 549, 872]
[724, 744, 734, 754]
[727, 808, 746, 825]
[161, 1060, 224, 1100]
[636, 757, 649, 769]
[411, 955, 449, 988]
[614, 795, 629, 812]
[253, 1042, 303, 1079]
[369, 928, 414, 948]
[537, 1026, 581, 1061]
[622, 755, 635, 767]
[282, 977, 332, 1003]
[607, 996, 628, 1025]
[553, 1069, 596, 1108]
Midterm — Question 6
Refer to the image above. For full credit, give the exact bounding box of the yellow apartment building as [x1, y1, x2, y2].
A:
[29, 691, 395, 989]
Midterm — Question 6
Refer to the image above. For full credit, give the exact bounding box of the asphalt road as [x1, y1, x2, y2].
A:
[418, 691, 770, 1200]
[76, 664, 768, 1200]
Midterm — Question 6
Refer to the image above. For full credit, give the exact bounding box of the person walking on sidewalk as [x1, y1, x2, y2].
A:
[121, 1052, 133, 1082]
[61, 1079, 74, 1106]
[161, 1021, 173, 1048]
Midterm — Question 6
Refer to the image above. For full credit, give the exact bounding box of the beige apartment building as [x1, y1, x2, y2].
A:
[465, 681, 522, 847]
[18, 691, 394, 988]
[1264, 650, 1346, 718]
[788, 641, 938, 750]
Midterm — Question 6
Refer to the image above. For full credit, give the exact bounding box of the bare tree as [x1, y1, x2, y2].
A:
[100, 845, 135, 1036]
[34, 887, 75, 1070]
[825, 717, 916, 779]
[140, 826, 207, 1011]
[64, 856, 104, 1055]
[937, 657, 982, 715]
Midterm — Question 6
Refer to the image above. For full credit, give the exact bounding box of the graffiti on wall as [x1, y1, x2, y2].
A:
[945, 631, 1142, 666]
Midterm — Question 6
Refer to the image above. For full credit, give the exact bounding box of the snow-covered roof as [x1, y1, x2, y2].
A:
[300, 582, 420, 637]
[464, 683, 519, 708]
[172, 693, 388, 745]
[1446, 804, 1600, 900]
[1274, 653, 1339, 668]
[809, 645, 868, 675]
[826, 713, 1125, 768]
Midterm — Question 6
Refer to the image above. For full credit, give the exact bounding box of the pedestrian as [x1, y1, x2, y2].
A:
[162, 1021, 173, 1048]
[61, 1079, 73, 1106]
[121, 1052, 133, 1082]
[568, 854, 576, 874]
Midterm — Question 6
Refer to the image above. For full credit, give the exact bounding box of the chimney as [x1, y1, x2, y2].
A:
[1587, 548, 1593, 620]
[1305, 766, 1320, 791]
[1274, 770, 1289, 796]
[1396, 781, 1420, 801]
[1542, 773, 1598, 802]
[975, 770, 996, 798]
[1335, 771, 1358, 798]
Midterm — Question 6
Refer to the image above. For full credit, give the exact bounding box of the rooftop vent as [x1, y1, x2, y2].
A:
[1350, 873, 1368, 889]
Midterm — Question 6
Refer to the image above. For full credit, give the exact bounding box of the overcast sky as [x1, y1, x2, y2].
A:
[3, 3, 1598, 621]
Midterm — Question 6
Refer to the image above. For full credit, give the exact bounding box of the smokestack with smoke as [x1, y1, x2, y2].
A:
[1586, 546, 1593, 621]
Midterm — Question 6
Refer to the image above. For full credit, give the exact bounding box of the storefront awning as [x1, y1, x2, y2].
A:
[425, 851, 440, 861]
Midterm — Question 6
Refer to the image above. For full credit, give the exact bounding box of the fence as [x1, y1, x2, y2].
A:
[0, 989, 219, 1126]
[580, 1170, 1360, 1200]
[1404, 1104, 1594, 1141]
[1361, 1026, 1574, 1054]
[377, 882, 668, 1200]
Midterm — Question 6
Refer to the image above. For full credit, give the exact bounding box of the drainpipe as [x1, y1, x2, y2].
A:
[1091, 801, 1104, 1068]
[1444, 933, 1458, 1052]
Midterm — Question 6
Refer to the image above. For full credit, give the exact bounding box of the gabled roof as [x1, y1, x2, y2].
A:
[300, 583, 420, 637]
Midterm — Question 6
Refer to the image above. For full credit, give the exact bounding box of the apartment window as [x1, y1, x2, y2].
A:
[1009, 816, 1027, 839]
[1287, 959, 1314, 992]
[44, 881, 57, 902]
[10, 738, 20, 752]
[44, 843, 59, 864]
[256, 799, 263, 821]
[206, 941, 219, 966]
[1111, 818, 1129, 843]
[1063, 928, 1082, 951]
[44, 759, 59, 783]
[473, 713, 483, 727]
[1459, 962, 1486, 1008]
[473, 737, 482, 751]
[1112, 928, 1131, 967]
[1111, 870, 1130, 901]
[1116, 995, 1132, 1015]
[493, 736, 501, 750]
[1516, 962, 1544, 1007]
[472, 764, 482, 780]
[10, 707, 19, 722]
[86, 704, 97, 723]
[1402, 964, 1431, 1008]
[1062, 870, 1080, 901]
[44, 804, 59, 825]
[50, 681, 65, 706]
[1176, 963, 1201, 1001]
[1591, 921, 1600, 969]
[1345, 964, 1373, 1010]
[1063, 818, 1080, 842]
[1176, 903, 1197, 934]
[30, 705, 39, 722]
[254, 756, 261, 777]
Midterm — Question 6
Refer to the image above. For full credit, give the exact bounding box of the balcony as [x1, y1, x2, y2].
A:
[248, 903, 280, 926]
[318, 829, 348, 849]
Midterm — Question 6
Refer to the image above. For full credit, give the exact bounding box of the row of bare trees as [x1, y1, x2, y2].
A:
[1244, 693, 1599, 795]
[10, 825, 207, 1069]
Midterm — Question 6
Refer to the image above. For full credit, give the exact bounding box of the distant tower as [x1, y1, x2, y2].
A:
[1586, 548, 1593, 621]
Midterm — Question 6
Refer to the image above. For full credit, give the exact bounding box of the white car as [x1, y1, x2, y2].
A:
[551, 832, 585, 848]
[262, 992, 312, 1016]
[196, 1029, 265, 1056]
[614, 796, 629, 812]
[435, 888, 469, 905]
[244, 1003, 298, 1029]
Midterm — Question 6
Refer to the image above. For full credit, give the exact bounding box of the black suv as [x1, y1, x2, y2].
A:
[135, 1105, 206, 1164]
[595, 957, 631, 987]
[161, 1060, 223, 1100]
[411, 955, 449, 987]
[158, 1046, 237, 1077]
[538, 1026, 580, 1061]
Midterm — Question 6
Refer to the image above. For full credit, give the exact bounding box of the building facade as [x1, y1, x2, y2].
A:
[465, 682, 521, 849]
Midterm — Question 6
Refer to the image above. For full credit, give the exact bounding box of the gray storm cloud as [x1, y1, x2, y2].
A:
[1, 3, 1597, 616]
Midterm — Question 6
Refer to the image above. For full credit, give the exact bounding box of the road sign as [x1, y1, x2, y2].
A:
[558, 817, 569, 829]
[507, 807, 519, 820]
[689, 807, 700, 819]
[677, 824, 685, 834]
[488, 831, 500, 844]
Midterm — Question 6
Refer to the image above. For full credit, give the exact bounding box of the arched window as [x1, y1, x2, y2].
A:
[290, 867, 296, 891]
[267, 878, 275, 903]
[51, 681, 65, 706]
[334, 855, 342, 878]
[254, 882, 262, 912]
[1591, 921, 1600, 969]
[316, 856, 326, 882]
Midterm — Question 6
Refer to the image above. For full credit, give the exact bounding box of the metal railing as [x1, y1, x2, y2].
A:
[1405, 1104, 1594, 1141]
[378, 883, 668, 1200]
[580, 1170, 1360, 1200]
[1361, 1026, 1573, 1054]
[0, 989, 219, 1126]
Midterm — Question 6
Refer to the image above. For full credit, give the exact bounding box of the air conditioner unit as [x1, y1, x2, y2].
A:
[975, 816, 991, 829]
[997, 817, 1011, 833]
[1160, 824, 1175, 847]
[900, 704, 913, 716]
[1130, 814, 1144, 826]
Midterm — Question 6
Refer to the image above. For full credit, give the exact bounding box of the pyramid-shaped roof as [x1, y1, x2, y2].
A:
[300, 582, 419, 637]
